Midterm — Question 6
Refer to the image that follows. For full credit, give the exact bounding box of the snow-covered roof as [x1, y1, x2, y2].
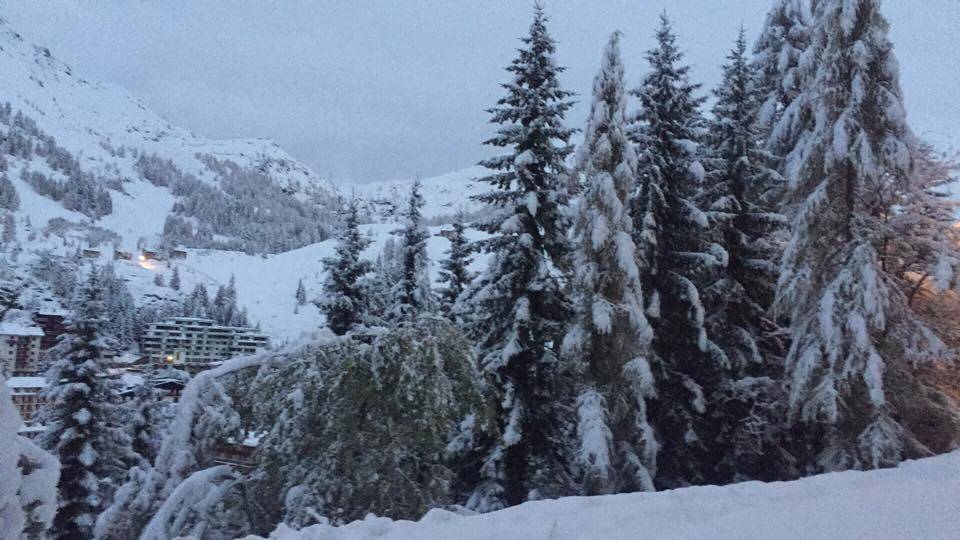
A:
[0, 322, 44, 337]
[6, 377, 47, 388]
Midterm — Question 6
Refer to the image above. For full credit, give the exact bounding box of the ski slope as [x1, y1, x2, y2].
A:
[246, 450, 960, 540]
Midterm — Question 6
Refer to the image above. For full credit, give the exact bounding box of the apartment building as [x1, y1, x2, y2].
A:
[0, 322, 45, 376]
[6, 376, 47, 424]
[141, 317, 269, 366]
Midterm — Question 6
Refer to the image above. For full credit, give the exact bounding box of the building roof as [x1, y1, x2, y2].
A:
[0, 322, 44, 337]
[6, 377, 47, 388]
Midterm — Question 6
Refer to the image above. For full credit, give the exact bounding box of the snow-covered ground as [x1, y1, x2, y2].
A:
[245, 450, 960, 540]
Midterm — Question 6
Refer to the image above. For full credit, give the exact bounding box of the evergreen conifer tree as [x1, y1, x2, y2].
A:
[703, 30, 792, 482]
[319, 199, 371, 335]
[774, 0, 954, 471]
[389, 180, 434, 320]
[40, 269, 137, 539]
[562, 32, 657, 495]
[628, 14, 727, 488]
[437, 211, 474, 317]
[169, 266, 180, 291]
[295, 279, 307, 306]
[752, 0, 815, 161]
[462, 3, 576, 509]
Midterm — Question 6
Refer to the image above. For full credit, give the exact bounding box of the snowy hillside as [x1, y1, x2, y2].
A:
[247, 450, 960, 540]
[0, 17, 329, 195]
[341, 165, 491, 222]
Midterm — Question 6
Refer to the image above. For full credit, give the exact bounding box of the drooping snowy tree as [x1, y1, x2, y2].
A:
[0, 372, 59, 539]
[562, 32, 656, 495]
[703, 30, 793, 482]
[252, 321, 493, 527]
[462, 2, 576, 509]
[752, 0, 818, 195]
[628, 14, 727, 489]
[319, 199, 371, 335]
[39, 269, 137, 539]
[389, 180, 434, 321]
[774, 0, 952, 472]
[437, 211, 475, 317]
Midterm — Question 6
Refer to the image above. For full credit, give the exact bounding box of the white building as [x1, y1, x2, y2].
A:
[6, 376, 47, 426]
[141, 317, 269, 366]
[0, 322, 45, 376]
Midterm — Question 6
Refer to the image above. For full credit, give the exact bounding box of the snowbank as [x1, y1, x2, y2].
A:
[245, 450, 960, 540]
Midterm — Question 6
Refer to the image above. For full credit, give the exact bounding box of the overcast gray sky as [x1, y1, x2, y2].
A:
[5, 1, 958, 183]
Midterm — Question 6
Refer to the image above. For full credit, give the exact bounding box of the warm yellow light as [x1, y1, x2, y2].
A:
[139, 255, 147, 261]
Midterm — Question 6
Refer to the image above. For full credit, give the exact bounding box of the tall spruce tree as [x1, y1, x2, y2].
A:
[169, 266, 181, 291]
[704, 30, 792, 482]
[295, 279, 307, 306]
[40, 268, 136, 539]
[436, 211, 475, 317]
[463, 3, 576, 510]
[628, 14, 727, 489]
[389, 180, 434, 321]
[319, 199, 371, 335]
[752, 0, 815, 162]
[774, 0, 952, 472]
[562, 32, 657, 495]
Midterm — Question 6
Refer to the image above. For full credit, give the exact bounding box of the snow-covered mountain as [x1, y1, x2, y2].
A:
[0, 17, 330, 197]
[341, 165, 490, 222]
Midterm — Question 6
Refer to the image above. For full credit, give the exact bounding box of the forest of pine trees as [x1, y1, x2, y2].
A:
[2, 1, 957, 538]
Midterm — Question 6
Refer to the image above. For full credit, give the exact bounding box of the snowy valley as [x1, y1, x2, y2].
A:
[1, 1, 960, 539]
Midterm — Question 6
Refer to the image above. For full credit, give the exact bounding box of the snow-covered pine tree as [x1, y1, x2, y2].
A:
[437, 211, 475, 317]
[153, 273, 165, 287]
[562, 32, 656, 495]
[169, 266, 181, 291]
[39, 268, 137, 539]
[295, 278, 307, 306]
[463, 2, 576, 510]
[126, 367, 171, 467]
[0, 372, 59, 538]
[774, 0, 951, 472]
[703, 30, 792, 482]
[628, 13, 727, 489]
[389, 179, 434, 320]
[2, 213, 15, 245]
[0, 174, 19, 211]
[752, 0, 815, 165]
[319, 198, 371, 335]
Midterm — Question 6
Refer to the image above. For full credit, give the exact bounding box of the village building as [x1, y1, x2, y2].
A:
[0, 321, 45, 376]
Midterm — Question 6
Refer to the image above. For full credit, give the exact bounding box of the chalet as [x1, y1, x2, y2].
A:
[141, 250, 163, 261]
[82, 249, 101, 259]
[34, 310, 66, 352]
[169, 249, 188, 260]
[435, 229, 458, 241]
[114, 250, 133, 261]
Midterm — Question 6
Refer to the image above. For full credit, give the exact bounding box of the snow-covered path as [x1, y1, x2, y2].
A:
[246, 450, 960, 540]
